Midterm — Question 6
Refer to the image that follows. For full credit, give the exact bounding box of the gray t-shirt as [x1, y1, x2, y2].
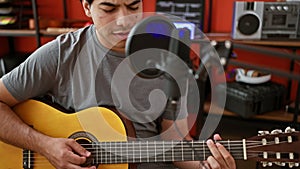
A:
[2, 25, 193, 168]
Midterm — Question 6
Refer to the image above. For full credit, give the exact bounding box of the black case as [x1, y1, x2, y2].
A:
[216, 82, 286, 118]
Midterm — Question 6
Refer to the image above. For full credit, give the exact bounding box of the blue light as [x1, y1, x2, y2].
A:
[145, 21, 171, 38]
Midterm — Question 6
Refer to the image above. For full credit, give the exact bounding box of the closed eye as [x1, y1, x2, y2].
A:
[99, 2, 118, 13]
[126, 0, 141, 10]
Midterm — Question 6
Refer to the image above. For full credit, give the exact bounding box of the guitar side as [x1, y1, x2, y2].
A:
[0, 99, 128, 169]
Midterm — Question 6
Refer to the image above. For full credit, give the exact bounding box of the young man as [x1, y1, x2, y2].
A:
[0, 0, 236, 169]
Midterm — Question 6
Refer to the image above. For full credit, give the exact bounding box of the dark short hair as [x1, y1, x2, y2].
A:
[80, 0, 93, 4]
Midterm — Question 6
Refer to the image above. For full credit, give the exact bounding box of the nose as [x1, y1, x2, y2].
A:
[116, 8, 132, 28]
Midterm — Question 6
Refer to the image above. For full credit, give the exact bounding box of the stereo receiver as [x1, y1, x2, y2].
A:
[232, 1, 300, 40]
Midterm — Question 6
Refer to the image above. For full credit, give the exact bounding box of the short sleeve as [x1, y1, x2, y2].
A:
[1, 40, 58, 102]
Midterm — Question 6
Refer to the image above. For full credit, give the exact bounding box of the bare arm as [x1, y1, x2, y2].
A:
[0, 80, 95, 169]
[160, 118, 236, 169]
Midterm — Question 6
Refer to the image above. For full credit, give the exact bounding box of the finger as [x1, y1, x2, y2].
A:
[65, 139, 91, 165]
[213, 134, 222, 141]
[206, 139, 226, 168]
[207, 156, 220, 169]
[67, 139, 91, 157]
[201, 161, 212, 169]
[60, 150, 86, 166]
[216, 142, 236, 168]
[84, 166, 97, 169]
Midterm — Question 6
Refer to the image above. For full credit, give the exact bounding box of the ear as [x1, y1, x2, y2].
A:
[82, 0, 92, 17]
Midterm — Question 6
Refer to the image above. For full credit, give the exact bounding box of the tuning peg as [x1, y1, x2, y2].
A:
[258, 130, 269, 136]
[261, 161, 274, 167]
[275, 162, 286, 167]
[268, 162, 273, 167]
[262, 162, 268, 167]
[271, 129, 283, 134]
[288, 162, 299, 168]
[285, 127, 296, 133]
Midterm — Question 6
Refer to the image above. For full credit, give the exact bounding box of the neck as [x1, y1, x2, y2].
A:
[88, 140, 247, 165]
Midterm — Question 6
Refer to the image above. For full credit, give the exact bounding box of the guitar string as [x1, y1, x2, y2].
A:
[22, 146, 293, 165]
[21, 140, 293, 165]
[21, 142, 286, 160]
[24, 150, 290, 165]
[21, 140, 287, 157]
[19, 152, 278, 166]
[21, 152, 260, 163]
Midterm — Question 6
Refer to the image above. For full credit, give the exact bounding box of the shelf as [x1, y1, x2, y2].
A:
[204, 102, 300, 123]
[206, 32, 300, 47]
[234, 40, 300, 48]
[0, 29, 36, 36]
[0, 28, 77, 37]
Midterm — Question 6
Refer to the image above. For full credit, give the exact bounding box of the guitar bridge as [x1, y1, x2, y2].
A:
[23, 149, 34, 169]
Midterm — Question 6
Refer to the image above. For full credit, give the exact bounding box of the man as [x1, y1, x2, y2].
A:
[0, 0, 236, 169]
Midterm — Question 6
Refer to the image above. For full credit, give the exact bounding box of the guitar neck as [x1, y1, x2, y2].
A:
[92, 140, 246, 164]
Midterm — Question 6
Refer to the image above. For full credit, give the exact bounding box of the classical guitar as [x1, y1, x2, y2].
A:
[0, 100, 299, 169]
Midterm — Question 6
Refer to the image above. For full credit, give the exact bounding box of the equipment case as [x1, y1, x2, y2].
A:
[216, 82, 286, 118]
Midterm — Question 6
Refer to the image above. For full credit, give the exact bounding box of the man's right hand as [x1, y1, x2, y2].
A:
[41, 137, 96, 169]
[41, 138, 96, 169]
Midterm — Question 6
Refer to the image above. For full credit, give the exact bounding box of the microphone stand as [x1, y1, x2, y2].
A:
[162, 28, 194, 139]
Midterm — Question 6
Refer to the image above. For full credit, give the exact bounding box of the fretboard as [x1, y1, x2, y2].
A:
[89, 140, 245, 164]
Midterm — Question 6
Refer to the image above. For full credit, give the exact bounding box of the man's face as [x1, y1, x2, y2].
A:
[83, 0, 143, 52]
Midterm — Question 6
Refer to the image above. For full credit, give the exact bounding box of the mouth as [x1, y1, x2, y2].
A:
[113, 30, 130, 41]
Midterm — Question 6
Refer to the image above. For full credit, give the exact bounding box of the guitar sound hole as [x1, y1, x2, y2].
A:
[68, 131, 99, 167]
[76, 139, 95, 167]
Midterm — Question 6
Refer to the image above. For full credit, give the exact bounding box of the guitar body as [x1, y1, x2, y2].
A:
[0, 100, 128, 169]
[1, 100, 300, 169]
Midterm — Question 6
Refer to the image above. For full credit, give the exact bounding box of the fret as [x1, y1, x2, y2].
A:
[162, 141, 165, 162]
[146, 141, 149, 162]
[132, 142, 135, 163]
[154, 141, 157, 162]
[104, 142, 108, 164]
[94, 142, 98, 164]
[192, 140, 194, 161]
[227, 140, 231, 154]
[115, 142, 118, 163]
[126, 141, 129, 163]
[172, 140, 174, 162]
[120, 141, 123, 163]
[110, 142, 112, 164]
[100, 143, 102, 164]
[139, 141, 142, 163]
[203, 141, 206, 161]
[181, 141, 184, 161]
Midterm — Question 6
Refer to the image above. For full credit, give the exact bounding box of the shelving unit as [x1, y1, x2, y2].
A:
[155, 0, 205, 30]
[0, 0, 70, 52]
[0, 0, 73, 78]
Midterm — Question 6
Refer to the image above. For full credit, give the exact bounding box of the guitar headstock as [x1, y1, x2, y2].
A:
[247, 127, 300, 168]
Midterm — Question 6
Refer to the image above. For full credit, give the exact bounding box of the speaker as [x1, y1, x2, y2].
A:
[232, 1, 264, 39]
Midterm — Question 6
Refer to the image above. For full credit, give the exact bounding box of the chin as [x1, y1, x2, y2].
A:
[115, 40, 126, 49]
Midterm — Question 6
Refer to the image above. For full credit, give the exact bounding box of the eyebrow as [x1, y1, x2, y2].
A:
[126, 0, 141, 7]
[99, 2, 118, 7]
[99, 0, 141, 7]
